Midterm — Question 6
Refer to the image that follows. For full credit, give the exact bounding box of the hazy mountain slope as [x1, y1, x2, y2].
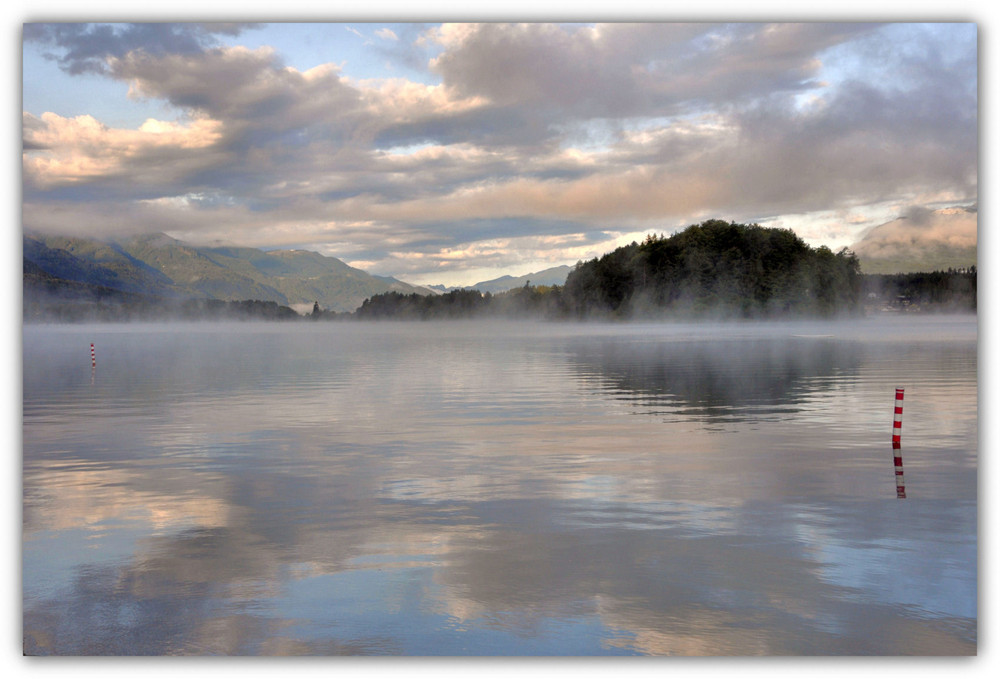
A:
[23, 232, 431, 313]
[850, 206, 977, 274]
[23, 252, 168, 322]
[856, 246, 977, 275]
[24, 235, 177, 296]
[115, 234, 290, 302]
[199, 244, 429, 311]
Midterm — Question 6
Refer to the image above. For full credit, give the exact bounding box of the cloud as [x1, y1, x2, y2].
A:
[425, 23, 871, 118]
[22, 22, 977, 283]
[23, 22, 259, 75]
[375, 28, 399, 42]
[23, 112, 224, 189]
[109, 46, 362, 126]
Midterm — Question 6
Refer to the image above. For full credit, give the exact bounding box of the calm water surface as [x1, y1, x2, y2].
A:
[22, 316, 977, 655]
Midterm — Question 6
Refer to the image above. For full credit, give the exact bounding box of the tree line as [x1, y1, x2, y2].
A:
[355, 220, 865, 320]
[25, 220, 976, 322]
[353, 285, 563, 320]
[861, 268, 976, 312]
[24, 278, 301, 322]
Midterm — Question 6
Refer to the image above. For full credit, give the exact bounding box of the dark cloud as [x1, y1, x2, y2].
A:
[430, 23, 875, 120]
[373, 104, 555, 151]
[360, 23, 884, 153]
[24, 22, 261, 75]
[381, 217, 595, 252]
[902, 205, 935, 226]
[694, 92, 971, 218]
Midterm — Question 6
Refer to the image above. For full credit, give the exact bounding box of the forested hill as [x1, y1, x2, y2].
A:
[563, 220, 862, 318]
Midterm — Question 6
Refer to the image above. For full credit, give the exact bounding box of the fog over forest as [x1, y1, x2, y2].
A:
[24, 220, 976, 323]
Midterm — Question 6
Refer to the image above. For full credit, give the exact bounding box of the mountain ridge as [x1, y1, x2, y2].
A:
[23, 232, 429, 313]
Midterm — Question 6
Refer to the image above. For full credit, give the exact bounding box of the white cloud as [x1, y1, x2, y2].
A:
[23, 112, 225, 188]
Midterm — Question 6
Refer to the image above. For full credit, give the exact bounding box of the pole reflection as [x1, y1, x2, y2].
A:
[893, 441, 906, 499]
[892, 388, 905, 499]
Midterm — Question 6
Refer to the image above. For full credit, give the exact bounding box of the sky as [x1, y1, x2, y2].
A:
[20, 13, 979, 286]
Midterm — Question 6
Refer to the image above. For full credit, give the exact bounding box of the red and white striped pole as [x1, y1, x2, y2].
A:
[892, 388, 906, 498]
[892, 388, 904, 444]
[91, 343, 96, 369]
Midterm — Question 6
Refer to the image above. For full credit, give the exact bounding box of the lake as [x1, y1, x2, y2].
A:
[22, 315, 977, 655]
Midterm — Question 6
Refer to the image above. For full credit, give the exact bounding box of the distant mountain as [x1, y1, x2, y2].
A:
[23, 234, 177, 297]
[23, 233, 429, 313]
[468, 265, 572, 293]
[850, 206, 977, 274]
[426, 265, 573, 295]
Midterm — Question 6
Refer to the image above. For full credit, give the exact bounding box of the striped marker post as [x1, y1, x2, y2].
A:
[892, 388, 904, 445]
[892, 388, 906, 498]
[91, 343, 96, 369]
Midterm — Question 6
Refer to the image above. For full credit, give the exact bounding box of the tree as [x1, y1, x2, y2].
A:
[562, 220, 863, 318]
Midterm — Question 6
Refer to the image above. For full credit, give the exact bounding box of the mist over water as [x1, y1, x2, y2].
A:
[22, 316, 977, 655]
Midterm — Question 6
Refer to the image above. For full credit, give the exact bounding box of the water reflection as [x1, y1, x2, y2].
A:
[24, 472, 976, 654]
[22, 321, 977, 655]
[564, 336, 863, 423]
[893, 443, 907, 499]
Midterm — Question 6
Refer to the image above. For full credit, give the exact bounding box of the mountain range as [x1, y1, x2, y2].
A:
[23, 233, 429, 313]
